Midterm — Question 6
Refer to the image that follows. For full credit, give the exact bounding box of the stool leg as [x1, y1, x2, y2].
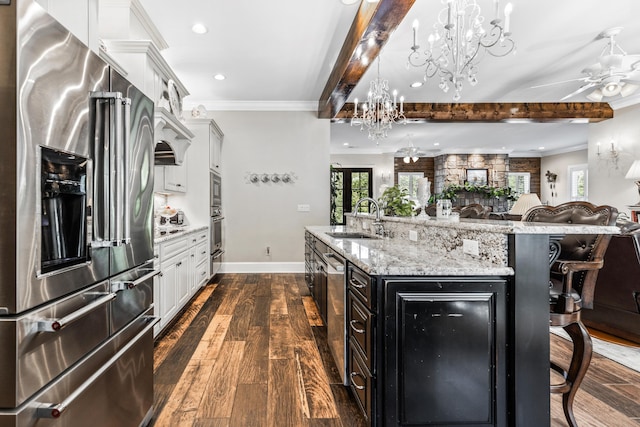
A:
[562, 321, 593, 427]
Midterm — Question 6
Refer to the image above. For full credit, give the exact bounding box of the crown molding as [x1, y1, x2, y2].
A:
[185, 100, 318, 112]
[608, 93, 640, 110]
[103, 39, 190, 96]
[130, 0, 169, 50]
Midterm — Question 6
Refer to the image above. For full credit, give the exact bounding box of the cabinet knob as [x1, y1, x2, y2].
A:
[349, 278, 366, 289]
[349, 319, 366, 334]
[176, 184, 182, 187]
[177, 262, 182, 267]
[350, 372, 366, 390]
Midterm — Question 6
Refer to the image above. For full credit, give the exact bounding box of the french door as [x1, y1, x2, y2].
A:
[330, 168, 373, 225]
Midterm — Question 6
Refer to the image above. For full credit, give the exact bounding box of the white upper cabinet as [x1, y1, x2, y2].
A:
[36, 0, 100, 51]
[209, 121, 224, 174]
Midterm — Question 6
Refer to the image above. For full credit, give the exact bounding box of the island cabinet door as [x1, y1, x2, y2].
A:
[382, 278, 508, 427]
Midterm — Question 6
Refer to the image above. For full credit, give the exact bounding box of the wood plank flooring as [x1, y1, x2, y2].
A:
[151, 273, 640, 427]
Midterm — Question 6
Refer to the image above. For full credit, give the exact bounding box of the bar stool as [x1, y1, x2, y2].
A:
[522, 202, 618, 427]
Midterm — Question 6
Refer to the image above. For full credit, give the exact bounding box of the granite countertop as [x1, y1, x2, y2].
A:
[307, 214, 620, 277]
[370, 214, 621, 235]
[154, 225, 208, 244]
[306, 226, 515, 277]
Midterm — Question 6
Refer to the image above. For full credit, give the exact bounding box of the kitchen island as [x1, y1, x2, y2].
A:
[305, 216, 618, 427]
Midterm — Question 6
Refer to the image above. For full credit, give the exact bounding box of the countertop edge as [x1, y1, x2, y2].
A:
[154, 225, 208, 244]
[306, 226, 515, 277]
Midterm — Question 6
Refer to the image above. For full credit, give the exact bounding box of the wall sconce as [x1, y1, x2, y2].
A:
[380, 170, 391, 182]
[625, 160, 640, 205]
[545, 170, 557, 199]
[596, 139, 619, 169]
[246, 172, 296, 184]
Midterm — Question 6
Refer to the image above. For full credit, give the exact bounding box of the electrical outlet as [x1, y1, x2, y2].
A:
[409, 230, 418, 241]
[362, 221, 369, 230]
[462, 239, 479, 256]
[297, 204, 310, 212]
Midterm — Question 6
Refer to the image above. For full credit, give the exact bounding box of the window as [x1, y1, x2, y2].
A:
[507, 172, 530, 196]
[330, 168, 373, 225]
[569, 164, 588, 201]
[397, 172, 424, 198]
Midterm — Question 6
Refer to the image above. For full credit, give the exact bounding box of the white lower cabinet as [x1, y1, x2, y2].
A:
[154, 228, 210, 338]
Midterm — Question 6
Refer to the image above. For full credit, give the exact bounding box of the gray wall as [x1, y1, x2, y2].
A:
[540, 150, 588, 205]
[587, 104, 640, 217]
[213, 111, 330, 272]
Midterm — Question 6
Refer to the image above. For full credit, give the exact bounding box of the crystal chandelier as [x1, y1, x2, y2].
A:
[351, 58, 406, 142]
[408, 0, 516, 101]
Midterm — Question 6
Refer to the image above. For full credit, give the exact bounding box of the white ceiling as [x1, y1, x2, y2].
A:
[138, 0, 640, 157]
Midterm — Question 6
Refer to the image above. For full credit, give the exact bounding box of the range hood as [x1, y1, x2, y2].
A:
[154, 140, 180, 165]
[153, 107, 194, 166]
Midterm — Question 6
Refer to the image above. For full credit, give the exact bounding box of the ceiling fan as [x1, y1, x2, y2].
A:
[395, 144, 427, 163]
[532, 27, 640, 101]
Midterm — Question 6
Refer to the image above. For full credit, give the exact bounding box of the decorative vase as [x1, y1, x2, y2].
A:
[417, 177, 431, 217]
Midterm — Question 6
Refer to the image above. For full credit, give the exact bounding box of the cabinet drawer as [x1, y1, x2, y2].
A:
[348, 265, 373, 310]
[160, 236, 188, 260]
[195, 259, 208, 286]
[186, 231, 208, 246]
[195, 230, 208, 244]
[349, 341, 373, 423]
[195, 241, 208, 265]
[348, 291, 374, 372]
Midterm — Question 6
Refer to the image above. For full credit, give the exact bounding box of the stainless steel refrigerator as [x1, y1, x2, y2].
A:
[0, 1, 159, 426]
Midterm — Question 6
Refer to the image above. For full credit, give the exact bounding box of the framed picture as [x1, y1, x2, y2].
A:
[466, 168, 488, 186]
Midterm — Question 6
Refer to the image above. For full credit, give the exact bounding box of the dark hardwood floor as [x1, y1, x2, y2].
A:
[151, 273, 640, 427]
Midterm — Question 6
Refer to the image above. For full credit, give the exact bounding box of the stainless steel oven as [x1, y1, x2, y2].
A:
[211, 172, 222, 208]
[211, 210, 223, 254]
[210, 210, 224, 277]
[210, 171, 223, 277]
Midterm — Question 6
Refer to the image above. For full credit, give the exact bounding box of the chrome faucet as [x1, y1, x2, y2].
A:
[353, 197, 385, 236]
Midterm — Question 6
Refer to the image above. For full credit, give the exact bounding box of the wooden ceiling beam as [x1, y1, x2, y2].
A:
[317, 0, 416, 119]
[333, 102, 614, 123]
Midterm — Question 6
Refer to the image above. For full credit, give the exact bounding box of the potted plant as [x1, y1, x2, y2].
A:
[378, 186, 418, 217]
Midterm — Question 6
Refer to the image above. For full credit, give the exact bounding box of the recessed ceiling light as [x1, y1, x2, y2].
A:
[433, 142, 440, 146]
[341, 0, 359, 4]
[191, 23, 208, 34]
[213, 74, 226, 81]
[538, 146, 545, 150]
[343, 142, 349, 146]
[410, 81, 423, 88]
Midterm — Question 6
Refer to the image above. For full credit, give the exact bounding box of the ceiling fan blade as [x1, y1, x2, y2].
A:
[530, 77, 588, 89]
[560, 83, 597, 101]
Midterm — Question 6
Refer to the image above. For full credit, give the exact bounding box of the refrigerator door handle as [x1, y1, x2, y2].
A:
[112, 95, 131, 246]
[36, 292, 117, 332]
[35, 316, 160, 419]
[111, 269, 161, 292]
[89, 91, 131, 247]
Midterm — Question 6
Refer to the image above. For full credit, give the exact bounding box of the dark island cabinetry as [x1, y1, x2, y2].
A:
[305, 231, 328, 323]
[382, 278, 508, 427]
[346, 262, 509, 427]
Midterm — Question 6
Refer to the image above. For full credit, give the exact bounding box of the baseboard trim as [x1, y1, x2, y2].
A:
[221, 262, 305, 273]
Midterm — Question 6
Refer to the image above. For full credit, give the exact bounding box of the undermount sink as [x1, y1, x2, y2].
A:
[325, 231, 379, 239]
